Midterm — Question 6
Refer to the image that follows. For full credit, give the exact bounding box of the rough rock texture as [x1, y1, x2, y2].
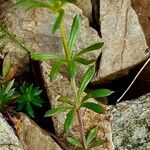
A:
[0, 1, 29, 75]
[40, 61, 114, 150]
[75, 0, 92, 23]
[111, 93, 150, 150]
[93, 0, 149, 84]
[0, 114, 23, 150]
[14, 113, 62, 150]
[131, 0, 150, 47]
[2, 1, 102, 83]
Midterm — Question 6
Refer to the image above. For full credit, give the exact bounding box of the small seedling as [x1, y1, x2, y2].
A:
[0, 79, 17, 113]
[17, 82, 44, 118]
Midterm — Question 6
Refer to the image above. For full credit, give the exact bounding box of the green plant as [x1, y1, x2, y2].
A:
[1, 0, 113, 149]
[17, 82, 44, 118]
[0, 54, 18, 114]
[0, 79, 17, 113]
[0, 23, 44, 118]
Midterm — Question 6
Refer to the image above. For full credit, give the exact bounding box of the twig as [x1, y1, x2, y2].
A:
[116, 57, 150, 104]
[110, 57, 150, 113]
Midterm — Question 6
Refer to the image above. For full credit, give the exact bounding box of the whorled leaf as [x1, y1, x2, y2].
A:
[45, 106, 66, 117]
[64, 109, 75, 132]
[4, 79, 15, 95]
[78, 66, 95, 96]
[13, 0, 53, 11]
[68, 60, 77, 78]
[68, 15, 80, 51]
[67, 137, 83, 147]
[86, 127, 97, 145]
[49, 63, 61, 81]
[31, 53, 65, 62]
[90, 139, 105, 148]
[81, 102, 104, 114]
[27, 102, 34, 118]
[59, 96, 75, 106]
[77, 42, 104, 56]
[74, 57, 95, 65]
[82, 89, 114, 103]
[52, 9, 64, 33]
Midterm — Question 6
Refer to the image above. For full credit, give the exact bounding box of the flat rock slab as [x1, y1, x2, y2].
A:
[111, 93, 150, 150]
[93, 0, 149, 84]
[14, 113, 62, 150]
[2, 1, 102, 83]
[0, 114, 23, 150]
[40, 61, 114, 150]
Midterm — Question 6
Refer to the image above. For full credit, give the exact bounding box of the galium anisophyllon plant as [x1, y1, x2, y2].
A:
[1, 0, 113, 149]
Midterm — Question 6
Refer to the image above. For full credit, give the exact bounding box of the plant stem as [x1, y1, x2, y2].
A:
[60, 21, 71, 61]
[77, 109, 88, 149]
[60, 21, 87, 149]
[0, 23, 32, 53]
[70, 78, 78, 102]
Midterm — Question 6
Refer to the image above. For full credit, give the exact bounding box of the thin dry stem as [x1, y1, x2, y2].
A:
[77, 109, 88, 149]
[116, 57, 150, 103]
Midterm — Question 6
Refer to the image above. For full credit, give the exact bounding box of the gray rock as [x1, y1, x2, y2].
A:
[14, 113, 62, 150]
[111, 93, 150, 150]
[40, 61, 114, 150]
[0, 114, 23, 150]
[93, 0, 149, 84]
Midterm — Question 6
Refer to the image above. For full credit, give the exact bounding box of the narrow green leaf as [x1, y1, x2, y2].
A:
[0, 35, 6, 43]
[90, 139, 105, 148]
[2, 54, 11, 79]
[52, 9, 64, 33]
[82, 89, 114, 103]
[31, 98, 44, 107]
[86, 127, 97, 145]
[4, 79, 15, 94]
[49, 63, 61, 81]
[64, 109, 75, 132]
[78, 66, 95, 96]
[67, 137, 82, 147]
[27, 102, 34, 118]
[68, 15, 80, 51]
[31, 53, 65, 62]
[45, 106, 65, 117]
[75, 57, 95, 65]
[81, 102, 104, 113]
[66, 0, 76, 3]
[68, 60, 77, 78]
[13, 0, 53, 10]
[77, 42, 104, 56]
[59, 96, 75, 106]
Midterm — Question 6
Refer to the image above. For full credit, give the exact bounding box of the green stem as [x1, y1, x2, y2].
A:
[60, 21, 71, 61]
[0, 23, 32, 53]
[60, 21, 87, 149]
[70, 78, 78, 102]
